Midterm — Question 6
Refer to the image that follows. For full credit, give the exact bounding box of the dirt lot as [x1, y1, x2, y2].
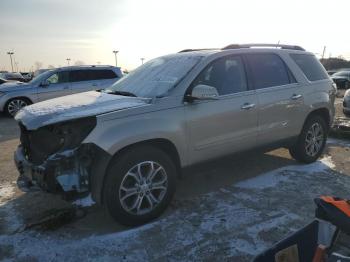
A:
[0, 95, 350, 261]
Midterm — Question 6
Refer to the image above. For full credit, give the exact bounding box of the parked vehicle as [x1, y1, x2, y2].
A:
[14, 44, 336, 226]
[343, 89, 350, 116]
[21, 72, 33, 82]
[327, 70, 338, 76]
[331, 71, 350, 89]
[0, 65, 123, 116]
[0, 72, 26, 82]
[0, 78, 8, 85]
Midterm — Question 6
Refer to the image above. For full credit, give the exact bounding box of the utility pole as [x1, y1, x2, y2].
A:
[141, 57, 145, 65]
[321, 46, 326, 60]
[66, 58, 71, 66]
[113, 50, 119, 67]
[7, 51, 14, 72]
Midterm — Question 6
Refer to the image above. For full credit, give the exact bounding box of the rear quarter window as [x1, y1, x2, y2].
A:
[290, 54, 329, 81]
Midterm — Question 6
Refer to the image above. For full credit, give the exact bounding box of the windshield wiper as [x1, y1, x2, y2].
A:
[104, 90, 137, 97]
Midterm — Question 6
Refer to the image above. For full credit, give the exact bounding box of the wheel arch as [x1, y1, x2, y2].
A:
[303, 107, 331, 131]
[93, 138, 182, 205]
[4, 96, 33, 116]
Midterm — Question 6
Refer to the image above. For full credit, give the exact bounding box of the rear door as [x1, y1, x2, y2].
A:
[245, 53, 305, 146]
[37, 71, 71, 101]
[185, 55, 258, 164]
[69, 70, 96, 94]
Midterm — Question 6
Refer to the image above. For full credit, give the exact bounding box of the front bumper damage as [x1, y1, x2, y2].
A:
[14, 144, 92, 195]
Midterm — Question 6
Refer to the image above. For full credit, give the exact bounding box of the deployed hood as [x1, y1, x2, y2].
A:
[16, 91, 150, 130]
[0, 81, 29, 91]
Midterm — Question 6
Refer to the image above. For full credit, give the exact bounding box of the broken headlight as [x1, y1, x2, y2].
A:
[52, 117, 97, 151]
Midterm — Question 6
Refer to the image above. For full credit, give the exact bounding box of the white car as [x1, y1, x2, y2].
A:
[0, 65, 123, 116]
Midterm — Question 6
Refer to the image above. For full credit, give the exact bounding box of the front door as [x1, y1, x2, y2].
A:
[185, 55, 258, 164]
[37, 71, 71, 101]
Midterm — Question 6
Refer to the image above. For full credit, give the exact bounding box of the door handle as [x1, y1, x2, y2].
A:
[241, 103, 256, 110]
[291, 94, 303, 100]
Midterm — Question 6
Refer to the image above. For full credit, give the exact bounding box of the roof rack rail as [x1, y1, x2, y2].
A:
[178, 48, 217, 53]
[222, 44, 305, 51]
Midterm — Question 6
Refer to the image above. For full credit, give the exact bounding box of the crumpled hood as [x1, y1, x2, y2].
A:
[16, 91, 150, 130]
[0, 82, 29, 91]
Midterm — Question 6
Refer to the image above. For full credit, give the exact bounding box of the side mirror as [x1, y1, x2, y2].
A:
[186, 84, 219, 102]
[40, 80, 50, 87]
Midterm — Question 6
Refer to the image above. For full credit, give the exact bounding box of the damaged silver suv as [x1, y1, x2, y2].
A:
[14, 44, 336, 226]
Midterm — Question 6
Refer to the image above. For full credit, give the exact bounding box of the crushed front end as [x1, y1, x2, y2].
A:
[14, 117, 97, 198]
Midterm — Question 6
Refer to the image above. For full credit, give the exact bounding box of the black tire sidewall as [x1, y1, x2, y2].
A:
[292, 115, 328, 163]
[103, 146, 176, 226]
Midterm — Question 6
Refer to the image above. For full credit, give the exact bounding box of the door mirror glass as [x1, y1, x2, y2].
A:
[187, 84, 219, 101]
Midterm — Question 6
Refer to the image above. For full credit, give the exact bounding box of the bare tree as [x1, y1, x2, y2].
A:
[74, 60, 85, 66]
[47, 65, 55, 69]
[34, 61, 43, 71]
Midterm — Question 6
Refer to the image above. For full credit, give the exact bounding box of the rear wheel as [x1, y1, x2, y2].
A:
[5, 98, 30, 117]
[103, 146, 176, 226]
[289, 115, 328, 163]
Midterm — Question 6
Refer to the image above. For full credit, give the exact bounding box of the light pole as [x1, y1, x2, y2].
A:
[141, 57, 145, 65]
[66, 58, 71, 66]
[113, 50, 119, 67]
[7, 51, 14, 72]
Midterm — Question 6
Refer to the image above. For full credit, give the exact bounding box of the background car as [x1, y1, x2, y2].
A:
[0, 78, 8, 85]
[0, 72, 26, 82]
[343, 89, 350, 116]
[0, 65, 123, 116]
[20, 72, 33, 82]
[331, 71, 350, 89]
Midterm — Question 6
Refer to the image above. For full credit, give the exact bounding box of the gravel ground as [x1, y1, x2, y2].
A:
[0, 96, 349, 261]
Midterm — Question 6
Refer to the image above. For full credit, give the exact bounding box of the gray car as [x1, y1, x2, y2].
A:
[14, 44, 336, 226]
[0, 65, 123, 116]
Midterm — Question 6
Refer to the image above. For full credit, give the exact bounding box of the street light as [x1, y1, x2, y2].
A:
[141, 58, 145, 65]
[66, 58, 71, 66]
[7, 51, 14, 72]
[113, 50, 119, 67]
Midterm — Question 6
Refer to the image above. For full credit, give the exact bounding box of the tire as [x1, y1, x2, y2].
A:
[103, 146, 177, 226]
[5, 98, 31, 117]
[289, 115, 328, 163]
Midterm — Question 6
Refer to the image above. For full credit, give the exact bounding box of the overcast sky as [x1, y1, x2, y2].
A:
[1, 0, 350, 72]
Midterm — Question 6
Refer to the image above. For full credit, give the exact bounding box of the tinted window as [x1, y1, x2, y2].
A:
[46, 71, 69, 84]
[246, 53, 292, 89]
[92, 69, 117, 80]
[192, 56, 248, 95]
[69, 70, 90, 82]
[69, 69, 117, 82]
[290, 54, 328, 81]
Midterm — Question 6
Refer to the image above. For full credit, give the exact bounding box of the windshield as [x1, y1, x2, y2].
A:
[29, 70, 55, 85]
[105, 54, 203, 97]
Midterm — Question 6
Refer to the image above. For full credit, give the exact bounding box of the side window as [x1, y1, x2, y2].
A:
[289, 54, 328, 81]
[246, 53, 292, 89]
[69, 70, 90, 82]
[191, 56, 248, 96]
[46, 71, 69, 84]
[93, 70, 117, 80]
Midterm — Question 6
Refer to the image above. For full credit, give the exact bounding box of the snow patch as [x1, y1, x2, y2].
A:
[0, 183, 22, 233]
[72, 194, 95, 207]
[236, 156, 335, 189]
[15, 91, 149, 130]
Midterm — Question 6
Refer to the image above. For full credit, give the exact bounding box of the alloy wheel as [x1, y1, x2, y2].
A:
[119, 161, 168, 215]
[305, 122, 324, 157]
[7, 99, 27, 116]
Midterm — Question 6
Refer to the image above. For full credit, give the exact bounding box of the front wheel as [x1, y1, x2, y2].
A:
[289, 115, 328, 163]
[5, 98, 30, 117]
[103, 146, 176, 226]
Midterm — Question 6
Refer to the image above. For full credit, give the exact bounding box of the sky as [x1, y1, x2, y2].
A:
[1, 0, 350, 72]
